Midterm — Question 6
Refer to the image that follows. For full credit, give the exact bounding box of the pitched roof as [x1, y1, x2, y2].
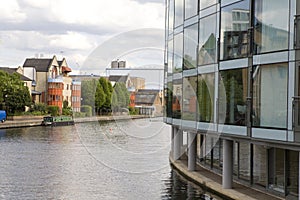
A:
[0, 67, 32, 81]
[134, 89, 160, 105]
[108, 75, 129, 83]
[23, 58, 53, 72]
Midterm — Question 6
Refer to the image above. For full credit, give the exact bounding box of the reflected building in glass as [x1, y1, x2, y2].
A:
[164, 0, 300, 198]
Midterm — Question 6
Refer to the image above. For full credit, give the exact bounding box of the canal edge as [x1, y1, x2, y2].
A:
[169, 153, 284, 200]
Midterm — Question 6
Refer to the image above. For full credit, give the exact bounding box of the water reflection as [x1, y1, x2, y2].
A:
[0, 119, 220, 199]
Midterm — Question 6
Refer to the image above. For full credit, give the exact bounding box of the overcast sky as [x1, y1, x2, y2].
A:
[0, 0, 165, 76]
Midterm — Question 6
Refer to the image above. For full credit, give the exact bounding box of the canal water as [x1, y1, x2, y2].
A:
[0, 118, 219, 199]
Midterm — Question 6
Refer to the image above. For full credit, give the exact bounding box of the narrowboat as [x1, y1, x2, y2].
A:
[42, 116, 74, 126]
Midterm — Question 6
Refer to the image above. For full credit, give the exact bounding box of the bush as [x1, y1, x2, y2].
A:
[128, 106, 139, 115]
[47, 105, 59, 116]
[74, 112, 86, 118]
[81, 105, 92, 117]
[62, 107, 73, 116]
[31, 103, 47, 114]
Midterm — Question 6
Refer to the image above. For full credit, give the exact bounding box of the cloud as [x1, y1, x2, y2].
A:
[0, 0, 165, 69]
[0, 0, 26, 23]
[49, 32, 96, 50]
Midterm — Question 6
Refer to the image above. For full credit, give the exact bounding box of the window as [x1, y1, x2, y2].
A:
[254, 0, 289, 54]
[253, 144, 267, 187]
[182, 76, 197, 121]
[173, 33, 183, 73]
[252, 63, 288, 129]
[220, 0, 250, 60]
[168, 0, 174, 33]
[198, 73, 214, 122]
[219, 68, 247, 126]
[268, 148, 285, 193]
[185, 0, 198, 19]
[168, 39, 174, 73]
[172, 79, 182, 119]
[174, 0, 184, 27]
[184, 23, 198, 70]
[198, 14, 217, 66]
[200, 0, 217, 10]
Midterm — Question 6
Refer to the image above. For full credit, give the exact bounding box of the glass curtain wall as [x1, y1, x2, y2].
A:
[184, 23, 198, 70]
[287, 150, 299, 197]
[167, 39, 173, 74]
[219, 68, 248, 126]
[174, 33, 183, 73]
[174, 0, 184, 28]
[253, 144, 267, 187]
[254, 0, 289, 54]
[252, 63, 288, 129]
[198, 14, 217, 66]
[169, 0, 174, 33]
[200, 0, 217, 10]
[173, 79, 182, 119]
[185, 0, 198, 19]
[182, 76, 197, 121]
[268, 148, 285, 193]
[220, 0, 250, 60]
[166, 82, 173, 118]
[198, 73, 215, 122]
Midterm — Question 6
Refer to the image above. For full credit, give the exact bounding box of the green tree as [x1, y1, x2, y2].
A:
[111, 82, 129, 112]
[81, 79, 97, 115]
[99, 77, 112, 111]
[0, 70, 32, 114]
[95, 81, 106, 114]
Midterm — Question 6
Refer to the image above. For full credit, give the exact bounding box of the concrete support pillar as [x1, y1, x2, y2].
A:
[171, 126, 175, 157]
[298, 152, 300, 200]
[222, 139, 233, 189]
[188, 132, 197, 171]
[173, 127, 182, 160]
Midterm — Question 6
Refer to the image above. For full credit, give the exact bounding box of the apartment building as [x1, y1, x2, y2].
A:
[165, 0, 300, 198]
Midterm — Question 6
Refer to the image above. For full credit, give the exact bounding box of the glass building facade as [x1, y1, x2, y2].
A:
[165, 0, 300, 198]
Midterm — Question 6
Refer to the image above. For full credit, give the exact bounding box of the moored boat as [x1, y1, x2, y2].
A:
[42, 116, 74, 126]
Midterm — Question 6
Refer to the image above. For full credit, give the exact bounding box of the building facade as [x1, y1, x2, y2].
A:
[165, 0, 300, 198]
[23, 56, 80, 113]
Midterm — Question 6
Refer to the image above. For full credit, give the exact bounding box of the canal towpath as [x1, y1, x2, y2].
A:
[0, 115, 149, 129]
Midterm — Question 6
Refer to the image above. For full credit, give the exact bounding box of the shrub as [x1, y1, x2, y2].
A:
[128, 106, 139, 115]
[31, 103, 47, 114]
[81, 105, 92, 117]
[47, 105, 59, 116]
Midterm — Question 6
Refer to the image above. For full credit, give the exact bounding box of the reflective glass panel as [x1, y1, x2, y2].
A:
[198, 73, 215, 122]
[254, 0, 289, 54]
[167, 39, 173, 73]
[268, 148, 285, 193]
[220, 0, 250, 60]
[184, 23, 198, 70]
[173, 33, 183, 73]
[174, 0, 184, 27]
[200, 0, 217, 10]
[166, 82, 173, 118]
[198, 14, 217, 66]
[219, 68, 247, 126]
[169, 0, 174, 33]
[252, 63, 288, 129]
[182, 76, 197, 121]
[172, 79, 182, 119]
[287, 150, 299, 197]
[253, 145, 267, 187]
[185, 0, 198, 19]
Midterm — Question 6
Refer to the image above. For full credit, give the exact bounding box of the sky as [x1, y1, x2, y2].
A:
[0, 0, 165, 77]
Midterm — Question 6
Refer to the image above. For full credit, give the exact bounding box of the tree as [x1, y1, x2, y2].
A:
[111, 82, 129, 112]
[0, 70, 32, 114]
[99, 77, 112, 110]
[95, 81, 106, 114]
[81, 79, 97, 115]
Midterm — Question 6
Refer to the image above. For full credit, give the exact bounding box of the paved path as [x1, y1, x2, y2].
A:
[170, 154, 284, 200]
